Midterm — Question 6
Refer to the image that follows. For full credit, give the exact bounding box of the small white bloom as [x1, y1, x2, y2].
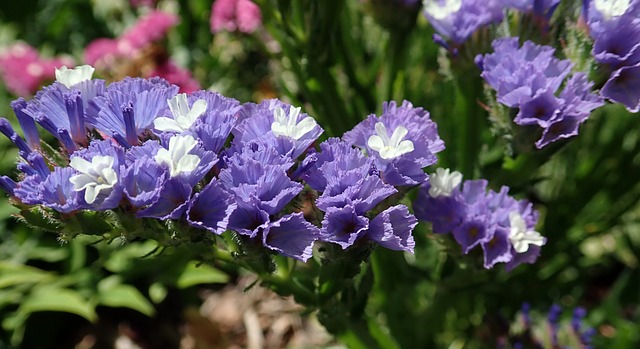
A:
[155, 135, 201, 178]
[367, 122, 415, 160]
[69, 155, 118, 204]
[428, 168, 463, 197]
[508, 212, 546, 253]
[55, 65, 95, 88]
[594, 0, 631, 19]
[154, 94, 207, 133]
[423, 0, 462, 20]
[271, 106, 318, 140]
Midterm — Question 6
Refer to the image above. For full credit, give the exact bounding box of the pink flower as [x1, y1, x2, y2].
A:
[118, 10, 179, 54]
[210, 0, 262, 34]
[0, 42, 74, 97]
[84, 38, 119, 67]
[149, 60, 200, 93]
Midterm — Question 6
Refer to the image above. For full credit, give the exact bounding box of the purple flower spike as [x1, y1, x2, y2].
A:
[136, 178, 192, 219]
[303, 138, 372, 192]
[601, 64, 640, 112]
[367, 205, 417, 253]
[262, 213, 320, 262]
[187, 180, 236, 235]
[423, 0, 504, 45]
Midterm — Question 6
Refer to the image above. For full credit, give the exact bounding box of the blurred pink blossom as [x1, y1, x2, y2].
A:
[210, 0, 262, 33]
[149, 60, 200, 93]
[0, 42, 74, 97]
[118, 10, 179, 54]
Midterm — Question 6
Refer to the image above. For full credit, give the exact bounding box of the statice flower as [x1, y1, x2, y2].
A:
[304, 138, 417, 252]
[233, 99, 323, 158]
[0, 42, 74, 97]
[343, 100, 444, 186]
[85, 77, 179, 147]
[503, 0, 560, 18]
[415, 168, 546, 270]
[478, 38, 604, 148]
[210, 0, 262, 34]
[17, 65, 105, 151]
[218, 142, 320, 261]
[422, 0, 504, 45]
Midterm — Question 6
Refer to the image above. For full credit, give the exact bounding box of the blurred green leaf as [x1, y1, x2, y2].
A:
[97, 276, 155, 316]
[19, 285, 97, 322]
[176, 261, 229, 289]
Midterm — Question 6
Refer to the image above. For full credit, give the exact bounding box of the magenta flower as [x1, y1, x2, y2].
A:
[0, 42, 74, 97]
[118, 10, 179, 55]
[210, 0, 262, 34]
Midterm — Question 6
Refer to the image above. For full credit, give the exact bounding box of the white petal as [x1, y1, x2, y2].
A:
[367, 135, 385, 152]
[168, 94, 190, 119]
[187, 99, 208, 121]
[390, 126, 409, 148]
[55, 65, 95, 88]
[154, 117, 184, 133]
[374, 122, 390, 144]
[292, 117, 317, 140]
[84, 185, 98, 204]
[395, 139, 414, 156]
[69, 157, 94, 174]
[70, 174, 96, 191]
[176, 154, 201, 175]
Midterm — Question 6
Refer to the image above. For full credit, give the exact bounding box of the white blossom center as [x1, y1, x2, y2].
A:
[155, 135, 201, 178]
[271, 106, 318, 140]
[367, 122, 414, 160]
[154, 94, 207, 133]
[594, 0, 631, 19]
[428, 168, 463, 198]
[508, 212, 546, 253]
[423, 0, 462, 20]
[69, 155, 118, 204]
[55, 65, 95, 88]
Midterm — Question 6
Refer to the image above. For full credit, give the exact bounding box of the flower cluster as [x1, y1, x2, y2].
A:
[84, 10, 199, 93]
[584, 0, 640, 112]
[210, 0, 262, 34]
[496, 303, 596, 349]
[414, 168, 546, 270]
[0, 42, 74, 97]
[422, 0, 504, 46]
[477, 37, 604, 148]
[0, 66, 443, 263]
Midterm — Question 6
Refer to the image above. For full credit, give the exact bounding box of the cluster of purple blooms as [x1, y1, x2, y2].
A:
[422, 0, 560, 47]
[497, 303, 596, 348]
[414, 168, 546, 270]
[0, 65, 445, 263]
[477, 37, 605, 149]
[584, 0, 640, 112]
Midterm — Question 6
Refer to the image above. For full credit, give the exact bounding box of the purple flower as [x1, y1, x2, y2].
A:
[343, 100, 444, 186]
[136, 178, 192, 219]
[233, 99, 323, 158]
[86, 77, 178, 147]
[122, 157, 167, 207]
[302, 138, 373, 191]
[479, 38, 573, 108]
[40, 167, 82, 213]
[320, 205, 370, 248]
[423, 0, 504, 45]
[262, 213, 320, 262]
[68, 139, 125, 210]
[367, 205, 417, 253]
[504, 0, 560, 18]
[415, 168, 546, 269]
[601, 64, 640, 112]
[186, 180, 236, 234]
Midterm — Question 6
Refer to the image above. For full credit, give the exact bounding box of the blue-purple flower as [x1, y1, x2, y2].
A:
[423, 0, 504, 45]
[343, 101, 444, 186]
[415, 168, 546, 269]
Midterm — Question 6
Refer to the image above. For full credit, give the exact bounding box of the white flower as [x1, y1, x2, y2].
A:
[153, 94, 207, 133]
[428, 168, 463, 198]
[69, 155, 118, 204]
[508, 212, 546, 253]
[155, 135, 201, 178]
[594, 0, 631, 19]
[367, 122, 414, 160]
[423, 0, 462, 20]
[271, 106, 318, 140]
[55, 65, 95, 89]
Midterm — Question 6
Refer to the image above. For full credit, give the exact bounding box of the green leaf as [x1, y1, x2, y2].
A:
[97, 276, 155, 316]
[0, 262, 54, 288]
[19, 286, 97, 322]
[176, 261, 229, 289]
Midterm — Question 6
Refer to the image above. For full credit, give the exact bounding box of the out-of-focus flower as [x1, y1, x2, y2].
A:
[478, 37, 604, 148]
[414, 168, 546, 270]
[422, 0, 503, 45]
[0, 42, 74, 97]
[503, 0, 561, 18]
[210, 0, 262, 34]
